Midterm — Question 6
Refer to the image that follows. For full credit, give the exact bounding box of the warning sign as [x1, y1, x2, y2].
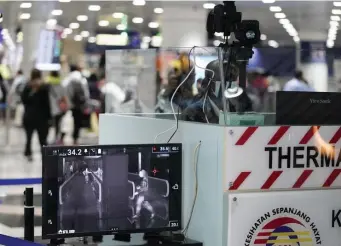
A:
[225, 126, 341, 191]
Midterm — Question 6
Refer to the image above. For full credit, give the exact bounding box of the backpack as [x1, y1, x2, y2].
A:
[15, 82, 26, 96]
[71, 81, 86, 109]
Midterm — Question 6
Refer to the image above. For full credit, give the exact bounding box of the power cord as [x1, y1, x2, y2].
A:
[167, 47, 215, 142]
[189, 46, 215, 124]
[182, 141, 201, 236]
[166, 48, 195, 143]
[154, 49, 196, 143]
[167, 95, 181, 143]
[153, 65, 195, 143]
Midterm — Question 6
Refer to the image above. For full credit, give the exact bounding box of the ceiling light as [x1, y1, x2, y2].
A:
[269, 6, 281, 12]
[46, 19, 57, 26]
[63, 28, 72, 34]
[329, 28, 338, 34]
[132, 17, 144, 24]
[279, 19, 290, 25]
[262, 0, 276, 3]
[329, 30, 338, 37]
[331, 15, 341, 21]
[74, 35, 82, 41]
[88, 5, 101, 11]
[329, 28, 338, 36]
[332, 9, 341, 15]
[88, 37, 96, 43]
[51, 9, 63, 16]
[116, 24, 126, 30]
[77, 15, 88, 21]
[293, 36, 300, 43]
[274, 13, 286, 19]
[133, 0, 146, 6]
[19, 13, 31, 20]
[59, 0, 71, 2]
[81, 31, 90, 37]
[203, 3, 215, 9]
[69, 22, 80, 29]
[268, 40, 279, 48]
[334, 2, 341, 7]
[98, 20, 109, 27]
[148, 22, 159, 28]
[61, 33, 67, 39]
[213, 40, 221, 47]
[20, 2, 32, 8]
[327, 40, 335, 48]
[329, 33, 337, 40]
[283, 23, 294, 30]
[113, 12, 124, 18]
[260, 34, 267, 40]
[331, 20, 339, 27]
[154, 8, 164, 14]
[143, 36, 151, 43]
[141, 42, 149, 49]
[288, 29, 298, 36]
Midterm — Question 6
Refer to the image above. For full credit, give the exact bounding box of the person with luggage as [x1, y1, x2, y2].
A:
[62, 65, 90, 145]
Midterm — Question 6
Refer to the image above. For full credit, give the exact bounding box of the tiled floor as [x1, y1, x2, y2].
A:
[0, 122, 98, 239]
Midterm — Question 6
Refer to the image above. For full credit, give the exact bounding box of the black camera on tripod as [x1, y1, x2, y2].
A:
[206, 1, 261, 48]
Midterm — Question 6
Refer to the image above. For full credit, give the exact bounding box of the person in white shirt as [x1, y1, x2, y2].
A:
[62, 65, 90, 144]
[283, 70, 314, 92]
[8, 70, 26, 108]
[98, 75, 133, 113]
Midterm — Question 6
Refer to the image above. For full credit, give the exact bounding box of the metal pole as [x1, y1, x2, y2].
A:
[24, 187, 34, 242]
[218, 47, 228, 125]
[5, 101, 10, 146]
[295, 40, 301, 70]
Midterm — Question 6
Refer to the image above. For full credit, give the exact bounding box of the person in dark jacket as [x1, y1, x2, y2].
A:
[21, 69, 51, 161]
[88, 73, 101, 100]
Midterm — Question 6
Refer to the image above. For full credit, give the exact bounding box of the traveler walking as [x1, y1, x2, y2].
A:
[21, 69, 51, 161]
[284, 70, 314, 92]
[62, 65, 89, 145]
[47, 71, 68, 144]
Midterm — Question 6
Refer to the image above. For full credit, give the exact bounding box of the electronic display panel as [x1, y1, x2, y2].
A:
[42, 144, 182, 239]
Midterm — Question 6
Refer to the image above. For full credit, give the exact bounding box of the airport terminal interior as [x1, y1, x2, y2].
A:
[0, 0, 341, 245]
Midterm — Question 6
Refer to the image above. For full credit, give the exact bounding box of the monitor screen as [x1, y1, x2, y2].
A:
[42, 144, 182, 239]
[276, 91, 341, 125]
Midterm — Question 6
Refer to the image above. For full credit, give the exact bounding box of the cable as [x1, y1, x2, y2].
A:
[154, 66, 195, 143]
[182, 141, 201, 236]
[154, 49, 195, 143]
[167, 96, 181, 143]
[168, 47, 215, 141]
[155, 47, 215, 142]
[166, 47, 194, 144]
[203, 81, 212, 123]
[188, 46, 215, 124]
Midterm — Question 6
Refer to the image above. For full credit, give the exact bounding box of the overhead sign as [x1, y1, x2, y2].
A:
[96, 33, 128, 46]
[225, 126, 341, 191]
[227, 189, 341, 246]
[36, 29, 61, 71]
[301, 41, 326, 64]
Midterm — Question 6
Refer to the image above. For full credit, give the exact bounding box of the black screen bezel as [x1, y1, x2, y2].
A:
[42, 143, 182, 239]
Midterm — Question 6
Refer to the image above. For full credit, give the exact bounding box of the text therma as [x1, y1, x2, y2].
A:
[265, 146, 341, 169]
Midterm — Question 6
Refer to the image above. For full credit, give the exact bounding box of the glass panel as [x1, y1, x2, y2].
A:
[103, 45, 340, 126]
[217, 45, 339, 126]
[104, 47, 221, 122]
